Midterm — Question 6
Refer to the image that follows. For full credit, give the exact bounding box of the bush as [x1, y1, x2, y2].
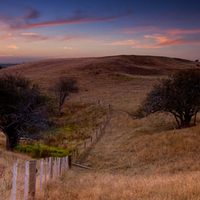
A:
[15, 144, 73, 158]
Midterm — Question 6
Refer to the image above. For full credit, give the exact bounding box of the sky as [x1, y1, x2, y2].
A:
[1, 0, 200, 63]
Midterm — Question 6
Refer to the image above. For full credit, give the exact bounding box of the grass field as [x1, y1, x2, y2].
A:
[1, 55, 200, 199]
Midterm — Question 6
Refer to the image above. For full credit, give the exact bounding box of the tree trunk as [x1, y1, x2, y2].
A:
[6, 135, 20, 151]
[58, 91, 67, 116]
[173, 114, 181, 128]
[194, 113, 197, 125]
[180, 115, 191, 127]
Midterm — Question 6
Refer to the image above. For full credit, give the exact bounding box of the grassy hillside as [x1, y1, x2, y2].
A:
[1, 55, 200, 199]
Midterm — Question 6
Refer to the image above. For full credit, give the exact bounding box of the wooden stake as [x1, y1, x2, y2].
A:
[40, 158, 43, 191]
[75, 148, 78, 159]
[29, 159, 37, 197]
[68, 155, 72, 169]
[24, 161, 29, 200]
[11, 163, 17, 200]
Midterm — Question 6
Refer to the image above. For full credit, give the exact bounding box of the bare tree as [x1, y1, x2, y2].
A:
[0, 74, 50, 151]
[53, 77, 78, 116]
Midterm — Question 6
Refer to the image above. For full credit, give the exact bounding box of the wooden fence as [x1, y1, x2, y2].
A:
[0, 100, 111, 200]
[71, 102, 111, 161]
[0, 156, 71, 200]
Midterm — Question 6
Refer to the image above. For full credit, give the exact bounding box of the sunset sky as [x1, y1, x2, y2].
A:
[1, 0, 200, 63]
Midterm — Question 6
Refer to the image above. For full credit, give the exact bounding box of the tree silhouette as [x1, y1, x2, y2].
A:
[0, 74, 49, 151]
[134, 69, 200, 128]
[53, 77, 78, 116]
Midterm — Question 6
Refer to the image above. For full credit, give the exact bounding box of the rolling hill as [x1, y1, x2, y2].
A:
[1, 55, 200, 199]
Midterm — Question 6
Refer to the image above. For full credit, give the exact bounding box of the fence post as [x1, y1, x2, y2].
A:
[45, 158, 47, 186]
[29, 159, 37, 197]
[62, 157, 65, 172]
[54, 158, 57, 178]
[68, 154, 72, 169]
[24, 161, 29, 200]
[58, 157, 61, 175]
[40, 158, 43, 191]
[75, 148, 78, 159]
[49, 157, 53, 179]
[11, 163, 17, 200]
[66, 156, 68, 169]
[108, 104, 110, 115]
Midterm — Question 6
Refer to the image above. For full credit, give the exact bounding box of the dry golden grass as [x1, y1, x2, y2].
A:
[0, 147, 33, 199]
[0, 146, 47, 200]
[81, 109, 200, 175]
[1, 55, 200, 199]
[36, 169, 200, 200]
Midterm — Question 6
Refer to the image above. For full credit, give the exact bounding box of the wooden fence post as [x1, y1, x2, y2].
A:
[108, 104, 110, 115]
[66, 156, 68, 169]
[58, 157, 61, 175]
[29, 159, 37, 197]
[62, 157, 65, 172]
[54, 158, 57, 178]
[75, 148, 78, 159]
[11, 163, 17, 200]
[45, 158, 47, 186]
[40, 158, 43, 191]
[71, 151, 73, 160]
[68, 154, 72, 169]
[24, 161, 29, 200]
[49, 157, 53, 179]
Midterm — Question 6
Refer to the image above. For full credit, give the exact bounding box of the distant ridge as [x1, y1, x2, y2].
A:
[0, 63, 20, 68]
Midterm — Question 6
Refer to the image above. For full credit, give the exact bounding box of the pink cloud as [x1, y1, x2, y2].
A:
[64, 47, 77, 50]
[0, 32, 51, 43]
[144, 34, 200, 47]
[156, 38, 200, 46]
[7, 45, 18, 49]
[168, 29, 200, 36]
[144, 34, 172, 44]
[107, 39, 136, 45]
[22, 15, 125, 29]
[107, 33, 200, 50]
[20, 33, 39, 36]
[124, 26, 200, 38]
[1, 8, 131, 30]
[19, 32, 53, 43]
